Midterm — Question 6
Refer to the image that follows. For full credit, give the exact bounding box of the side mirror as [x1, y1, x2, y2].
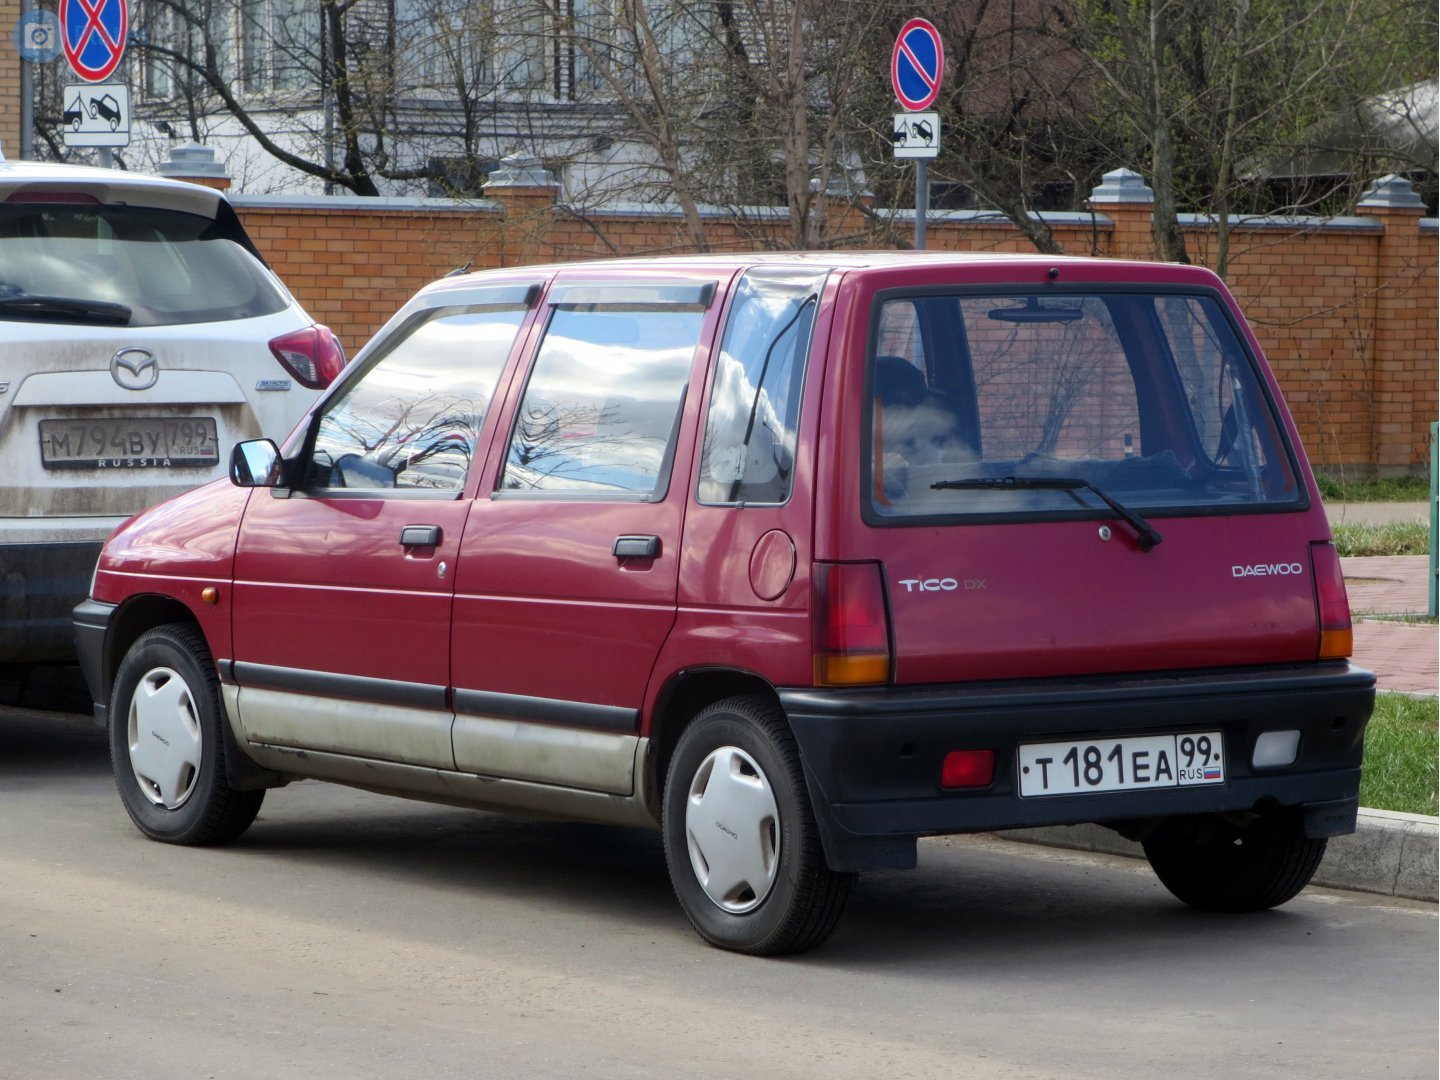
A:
[230, 439, 282, 487]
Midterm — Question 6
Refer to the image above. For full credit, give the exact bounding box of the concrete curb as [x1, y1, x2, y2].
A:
[997, 808, 1439, 903]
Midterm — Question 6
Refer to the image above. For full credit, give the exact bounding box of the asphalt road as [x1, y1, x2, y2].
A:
[2, 706, 1435, 1080]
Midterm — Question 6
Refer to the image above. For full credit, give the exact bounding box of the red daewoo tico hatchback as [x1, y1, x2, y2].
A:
[75, 252, 1374, 955]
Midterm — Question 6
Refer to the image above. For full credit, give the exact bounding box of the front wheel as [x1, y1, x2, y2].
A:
[110, 624, 263, 845]
[662, 696, 854, 955]
[1142, 811, 1327, 913]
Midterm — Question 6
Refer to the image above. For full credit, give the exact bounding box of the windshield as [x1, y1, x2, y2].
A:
[865, 290, 1300, 521]
[0, 202, 287, 327]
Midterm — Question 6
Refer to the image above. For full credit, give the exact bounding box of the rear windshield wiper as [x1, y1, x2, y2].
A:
[0, 294, 132, 325]
[931, 475, 1164, 552]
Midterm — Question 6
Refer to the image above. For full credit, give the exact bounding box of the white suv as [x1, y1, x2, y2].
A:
[0, 159, 343, 705]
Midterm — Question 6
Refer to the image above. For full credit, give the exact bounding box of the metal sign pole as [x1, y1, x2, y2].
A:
[20, 61, 34, 159]
[915, 160, 928, 250]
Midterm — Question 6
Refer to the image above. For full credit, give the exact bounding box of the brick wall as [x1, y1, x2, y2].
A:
[0, 0, 21, 159]
[220, 182, 1435, 476]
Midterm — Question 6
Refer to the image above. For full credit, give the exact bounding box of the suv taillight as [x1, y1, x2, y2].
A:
[813, 562, 891, 686]
[1310, 541, 1353, 659]
[269, 325, 346, 389]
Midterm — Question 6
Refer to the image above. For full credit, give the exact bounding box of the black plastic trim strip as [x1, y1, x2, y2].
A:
[780, 660, 1375, 718]
[231, 661, 447, 710]
[453, 688, 639, 733]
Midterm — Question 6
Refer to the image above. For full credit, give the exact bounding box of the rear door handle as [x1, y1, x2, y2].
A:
[400, 525, 441, 547]
[613, 535, 660, 559]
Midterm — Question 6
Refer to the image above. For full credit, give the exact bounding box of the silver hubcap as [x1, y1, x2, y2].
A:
[126, 666, 203, 810]
[684, 746, 780, 914]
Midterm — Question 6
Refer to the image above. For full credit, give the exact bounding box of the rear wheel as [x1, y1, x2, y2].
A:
[662, 696, 854, 955]
[1142, 811, 1326, 912]
[110, 624, 263, 845]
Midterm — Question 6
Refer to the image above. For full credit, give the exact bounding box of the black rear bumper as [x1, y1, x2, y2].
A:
[780, 661, 1375, 872]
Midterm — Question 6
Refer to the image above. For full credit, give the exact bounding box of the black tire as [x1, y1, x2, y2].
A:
[110, 624, 263, 845]
[662, 695, 854, 955]
[1142, 811, 1327, 913]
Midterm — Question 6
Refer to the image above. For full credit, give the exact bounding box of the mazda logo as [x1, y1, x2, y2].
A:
[111, 348, 158, 391]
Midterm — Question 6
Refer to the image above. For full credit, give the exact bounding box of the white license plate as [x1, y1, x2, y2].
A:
[39, 417, 219, 469]
[1018, 731, 1225, 797]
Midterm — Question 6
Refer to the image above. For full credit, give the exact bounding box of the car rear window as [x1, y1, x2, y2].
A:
[0, 202, 287, 327]
[866, 290, 1301, 521]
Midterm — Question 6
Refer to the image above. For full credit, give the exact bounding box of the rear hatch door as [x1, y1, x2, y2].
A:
[834, 270, 1330, 682]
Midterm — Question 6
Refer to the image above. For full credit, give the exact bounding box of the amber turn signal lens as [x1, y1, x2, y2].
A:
[1310, 542, 1353, 660]
[812, 562, 891, 687]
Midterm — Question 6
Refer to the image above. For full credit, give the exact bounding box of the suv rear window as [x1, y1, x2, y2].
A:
[866, 290, 1300, 521]
[0, 203, 287, 327]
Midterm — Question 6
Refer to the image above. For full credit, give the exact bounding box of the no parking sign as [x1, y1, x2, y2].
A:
[60, 0, 128, 83]
[891, 17, 944, 112]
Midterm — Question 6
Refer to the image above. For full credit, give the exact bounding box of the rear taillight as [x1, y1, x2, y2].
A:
[1310, 541, 1353, 659]
[5, 191, 101, 204]
[813, 562, 891, 686]
[269, 325, 346, 389]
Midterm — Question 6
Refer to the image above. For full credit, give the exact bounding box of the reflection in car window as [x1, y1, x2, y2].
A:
[500, 305, 705, 496]
[697, 269, 825, 505]
[307, 305, 528, 492]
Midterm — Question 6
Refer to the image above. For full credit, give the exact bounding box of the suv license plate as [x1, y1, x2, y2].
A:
[39, 417, 220, 469]
[1018, 731, 1225, 797]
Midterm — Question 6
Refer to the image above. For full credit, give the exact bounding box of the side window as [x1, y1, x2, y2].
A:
[307, 303, 529, 492]
[499, 298, 708, 496]
[697, 268, 825, 504]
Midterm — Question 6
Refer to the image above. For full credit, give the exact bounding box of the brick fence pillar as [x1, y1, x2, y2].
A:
[1087, 168, 1154, 260]
[483, 152, 560, 267]
[156, 143, 233, 191]
[1357, 175, 1436, 474]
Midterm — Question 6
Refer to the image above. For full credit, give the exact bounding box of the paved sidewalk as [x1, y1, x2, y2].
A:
[1343, 554, 1438, 696]
[1325, 500, 1432, 526]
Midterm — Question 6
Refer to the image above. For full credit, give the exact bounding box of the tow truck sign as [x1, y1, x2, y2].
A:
[62, 82, 130, 147]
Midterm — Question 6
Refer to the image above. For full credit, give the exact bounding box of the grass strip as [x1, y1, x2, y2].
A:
[1317, 474, 1431, 502]
[1332, 521, 1430, 557]
[1360, 692, 1438, 817]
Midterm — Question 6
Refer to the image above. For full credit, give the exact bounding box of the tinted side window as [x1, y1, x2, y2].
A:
[307, 305, 528, 492]
[499, 305, 705, 496]
[697, 269, 825, 504]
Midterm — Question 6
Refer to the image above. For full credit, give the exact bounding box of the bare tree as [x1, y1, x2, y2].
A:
[1051, 0, 1436, 269]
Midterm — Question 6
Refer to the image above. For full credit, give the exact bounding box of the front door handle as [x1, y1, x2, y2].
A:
[400, 524, 441, 547]
[613, 535, 660, 559]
